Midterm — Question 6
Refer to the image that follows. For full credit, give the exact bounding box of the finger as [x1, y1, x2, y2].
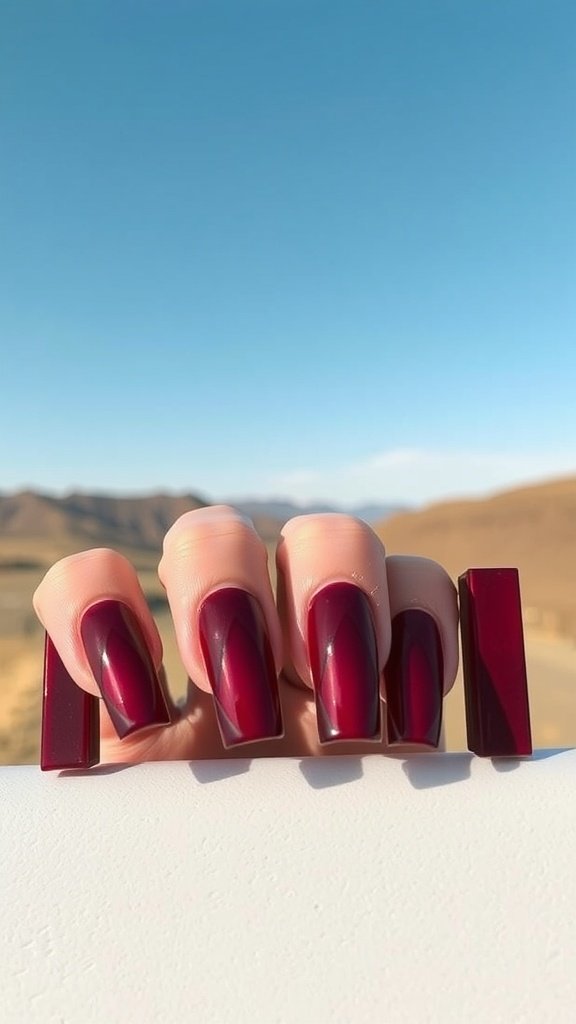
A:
[276, 514, 391, 744]
[158, 506, 283, 747]
[33, 549, 172, 743]
[383, 555, 459, 748]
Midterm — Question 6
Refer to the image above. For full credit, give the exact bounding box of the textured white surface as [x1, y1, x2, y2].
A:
[1, 752, 575, 1024]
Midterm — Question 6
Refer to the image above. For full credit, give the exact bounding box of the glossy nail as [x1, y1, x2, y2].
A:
[307, 582, 381, 742]
[199, 587, 282, 747]
[384, 609, 444, 747]
[41, 634, 100, 771]
[80, 600, 171, 739]
[459, 568, 532, 757]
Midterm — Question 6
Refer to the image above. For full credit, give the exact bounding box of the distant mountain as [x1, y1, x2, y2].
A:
[374, 475, 576, 640]
[226, 498, 407, 525]
[0, 491, 406, 560]
[0, 490, 208, 551]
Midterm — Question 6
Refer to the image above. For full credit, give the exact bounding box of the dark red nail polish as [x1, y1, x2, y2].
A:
[80, 600, 171, 739]
[384, 609, 444, 748]
[307, 582, 381, 743]
[41, 634, 100, 771]
[458, 568, 532, 757]
[199, 587, 282, 747]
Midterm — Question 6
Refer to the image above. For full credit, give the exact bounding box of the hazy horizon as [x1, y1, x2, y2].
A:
[3, 462, 576, 512]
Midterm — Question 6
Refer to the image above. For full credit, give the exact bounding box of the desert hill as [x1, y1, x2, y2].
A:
[0, 490, 207, 557]
[0, 491, 321, 562]
[0, 491, 404, 562]
[375, 475, 576, 640]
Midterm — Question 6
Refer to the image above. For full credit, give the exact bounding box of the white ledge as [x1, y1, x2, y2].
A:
[1, 751, 575, 1023]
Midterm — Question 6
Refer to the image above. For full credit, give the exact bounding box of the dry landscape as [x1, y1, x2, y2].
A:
[1, 478, 575, 763]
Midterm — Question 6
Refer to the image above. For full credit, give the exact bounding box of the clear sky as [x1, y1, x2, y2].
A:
[1, 0, 575, 507]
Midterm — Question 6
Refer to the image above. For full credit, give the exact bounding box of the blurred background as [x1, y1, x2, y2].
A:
[1, 0, 575, 762]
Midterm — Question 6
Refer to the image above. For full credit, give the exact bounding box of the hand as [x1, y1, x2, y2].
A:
[33, 507, 459, 765]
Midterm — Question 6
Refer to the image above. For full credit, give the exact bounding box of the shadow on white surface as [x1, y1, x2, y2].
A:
[189, 758, 252, 783]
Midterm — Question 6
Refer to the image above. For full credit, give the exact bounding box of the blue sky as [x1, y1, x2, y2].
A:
[1, 0, 575, 506]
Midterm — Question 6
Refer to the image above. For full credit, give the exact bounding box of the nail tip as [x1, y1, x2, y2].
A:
[468, 741, 533, 758]
[40, 757, 99, 772]
[111, 706, 172, 740]
[386, 715, 442, 749]
[218, 704, 284, 747]
[386, 734, 440, 750]
[220, 727, 284, 749]
[40, 744, 100, 771]
[317, 725, 382, 744]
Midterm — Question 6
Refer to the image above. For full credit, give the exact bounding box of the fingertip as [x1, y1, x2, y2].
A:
[277, 513, 391, 681]
[276, 514, 390, 743]
[385, 555, 459, 693]
[157, 506, 284, 747]
[34, 548, 165, 697]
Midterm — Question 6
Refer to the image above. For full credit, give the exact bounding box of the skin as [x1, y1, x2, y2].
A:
[33, 507, 459, 763]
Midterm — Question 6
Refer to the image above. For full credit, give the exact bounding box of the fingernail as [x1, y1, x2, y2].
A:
[384, 609, 444, 747]
[41, 634, 100, 771]
[307, 582, 381, 742]
[199, 587, 282, 746]
[80, 600, 171, 739]
[459, 568, 532, 757]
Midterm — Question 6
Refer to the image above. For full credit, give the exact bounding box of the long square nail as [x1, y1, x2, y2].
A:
[41, 634, 100, 771]
[199, 587, 283, 747]
[458, 568, 532, 757]
[307, 582, 381, 742]
[80, 600, 171, 739]
[384, 609, 444, 747]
